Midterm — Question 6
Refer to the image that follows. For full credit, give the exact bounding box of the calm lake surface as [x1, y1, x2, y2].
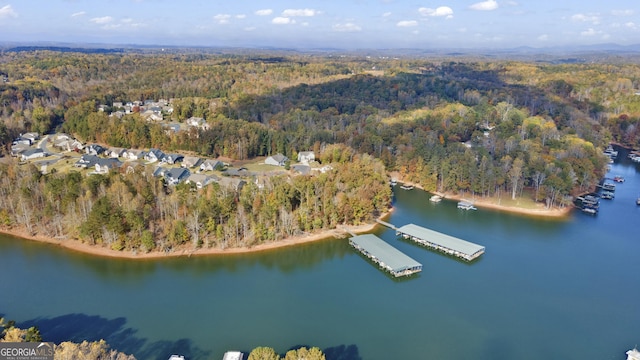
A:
[2, 154, 640, 360]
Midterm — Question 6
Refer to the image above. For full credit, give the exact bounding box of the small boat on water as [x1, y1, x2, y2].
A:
[400, 184, 414, 190]
[582, 206, 598, 215]
[429, 195, 442, 203]
[457, 200, 477, 210]
[222, 351, 244, 360]
[613, 176, 625, 183]
[390, 178, 398, 186]
[600, 191, 614, 200]
[602, 182, 616, 192]
[636, 197, 640, 206]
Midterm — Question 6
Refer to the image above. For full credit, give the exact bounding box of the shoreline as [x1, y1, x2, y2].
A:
[0, 216, 386, 260]
[391, 173, 572, 219]
[0, 183, 572, 260]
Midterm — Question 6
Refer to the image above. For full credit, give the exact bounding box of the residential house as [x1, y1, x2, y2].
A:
[21, 132, 40, 143]
[200, 159, 223, 171]
[124, 149, 147, 161]
[94, 158, 122, 174]
[186, 117, 209, 130]
[107, 147, 127, 159]
[218, 177, 246, 191]
[75, 154, 100, 168]
[20, 148, 46, 161]
[224, 168, 251, 177]
[13, 138, 32, 146]
[85, 144, 106, 156]
[182, 156, 203, 169]
[141, 109, 163, 122]
[186, 174, 214, 189]
[145, 148, 165, 163]
[11, 143, 30, 156]
[297, 151, 315, 164]
[162, 153, 184, 165]
[165, 168, 191, 185]
[265, 153, 288, 166]
[152, 166, 169, 178]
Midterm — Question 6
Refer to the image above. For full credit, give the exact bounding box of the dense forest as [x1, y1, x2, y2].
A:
[1, 50, 640, 251]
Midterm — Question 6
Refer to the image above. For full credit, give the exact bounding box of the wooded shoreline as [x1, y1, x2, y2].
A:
[0, 195, 572, 260]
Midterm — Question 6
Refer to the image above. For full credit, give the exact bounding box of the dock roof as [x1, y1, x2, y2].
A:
[396, 223, 485, 257]
[350, 234, 422, 274]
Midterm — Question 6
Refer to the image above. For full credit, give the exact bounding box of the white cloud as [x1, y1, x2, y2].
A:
[0, 4, 17, 19]
[255, 9, 273, 16]
[571, 13, 600, 24]
[625, 22, 637, 29]
[507, 1, 518, 5]
[71, 11, 86, 18]
[580, 28, 601, 36]
[612, 9, 634, 16]
[272, 17, 294, 25]
[470, 0, 498, 11]
[383, 12, 392, 17]
[333, 23, 362, 32]
[90, 16, 113, 24]
[236, 14, 246, 19]
[282, 9, 318, 17]
[397, 20, 418, 27]
[418, 6, 454, 18]
[214, 14, 231, 24]
[537, 34, 549, 41]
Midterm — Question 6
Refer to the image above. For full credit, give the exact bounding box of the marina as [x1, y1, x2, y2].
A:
[349, 234, 423, 277]
[395, 223, 485, 261]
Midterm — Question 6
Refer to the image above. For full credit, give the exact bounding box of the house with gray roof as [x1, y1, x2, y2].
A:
[75, 154, 100, 168]
[162, 153, 184, 165]
[186, 173, 214, 189]
[200, 159, 223, 172]
[20, 148, 46, 161]
[182, 156, 203, 169]
[94, 158, 122, 174]
[145, 148, 165, 163]
[165, 168, 191, 185]
[265, 153, 288, 166]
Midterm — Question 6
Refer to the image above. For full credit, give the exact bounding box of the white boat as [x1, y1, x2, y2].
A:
[400, 184, 414, 190]
[457, 200, 477, 210]
[222, 351, 244, 360]
[429, 195, 442, 203]
[169, 356, 185, 360]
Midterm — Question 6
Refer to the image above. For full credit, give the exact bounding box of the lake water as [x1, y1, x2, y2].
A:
[1, 153, 640, 360]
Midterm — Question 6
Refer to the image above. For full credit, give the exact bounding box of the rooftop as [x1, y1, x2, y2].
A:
[349, 234, 422, 275]
[396, 223, 484, 257]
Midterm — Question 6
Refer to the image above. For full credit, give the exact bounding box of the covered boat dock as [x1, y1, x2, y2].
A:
[349, 234, 422, 277]
[396, 223, 485, 261]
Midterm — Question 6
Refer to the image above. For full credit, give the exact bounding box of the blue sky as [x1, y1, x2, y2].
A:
[0, 0, 638, 49]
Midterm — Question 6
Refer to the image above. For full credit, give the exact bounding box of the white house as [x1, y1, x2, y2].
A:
[145, 148, 165, 163]
[200, 159, 223, 171]
[265, 153, 288, 166]
[297, 151, 315, 164]
[186, 174, 214, 189]
[20, 148, 46, 161]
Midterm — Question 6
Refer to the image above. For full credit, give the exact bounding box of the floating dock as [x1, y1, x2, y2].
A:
[349, 234, 422, 277]
[396, 223, 485, 261]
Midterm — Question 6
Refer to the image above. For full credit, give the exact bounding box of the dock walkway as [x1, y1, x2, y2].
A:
[396, 223, 485, 261]
[349, 234, 422, 277]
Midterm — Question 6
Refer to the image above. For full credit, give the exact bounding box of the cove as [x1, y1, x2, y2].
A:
[1, 159, 640, 360]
